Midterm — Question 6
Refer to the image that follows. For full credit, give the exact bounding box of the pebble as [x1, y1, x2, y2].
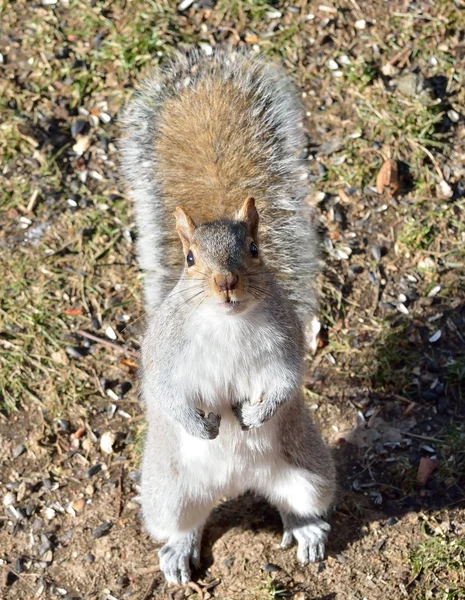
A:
[57, 419, 71, 432]
[355, 19, 366, 29]
[100, 431, 116, 454]
[438, 180, 453, 199]
[397, 293, 408, 303]
[93, 520, 113, 539]
[44, 507, 56, 520]
[84, 553, 96, 563]
[42, 550, 53, 563]
[72, 498, 86, 512]
[447, 109, 460, 123]
[223, 557, 235, 568]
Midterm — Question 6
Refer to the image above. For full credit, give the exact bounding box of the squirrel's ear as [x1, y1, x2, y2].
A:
[174, 206, 196, 253]
[238, 196, 259, 240]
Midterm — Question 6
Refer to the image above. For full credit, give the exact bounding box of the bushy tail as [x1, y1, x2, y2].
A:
[120, 48, 319, 331]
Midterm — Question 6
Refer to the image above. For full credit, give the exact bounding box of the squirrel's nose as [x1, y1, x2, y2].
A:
[214, 272, 239, 292]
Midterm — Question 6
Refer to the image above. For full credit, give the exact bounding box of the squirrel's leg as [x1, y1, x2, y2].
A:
[158, 525, 205, 584]
[259, 404, 335, 564]
[264, 467, 333, 564]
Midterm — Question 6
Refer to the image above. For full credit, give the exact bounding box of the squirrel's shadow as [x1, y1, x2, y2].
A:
[197, 302, 465, 573]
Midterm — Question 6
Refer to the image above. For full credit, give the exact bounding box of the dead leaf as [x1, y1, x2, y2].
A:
[376, 159, 399, 195]
[119, 358, 138, 371]
[417, 456, 437, 487]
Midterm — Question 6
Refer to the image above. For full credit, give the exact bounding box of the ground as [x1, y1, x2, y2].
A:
[1, 0, 465, 599]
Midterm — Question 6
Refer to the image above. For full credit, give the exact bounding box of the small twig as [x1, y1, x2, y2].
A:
[404, 432, 443, 443]
[76, 330, 140, 359]
[136, 566, 161, 575]
[187, 581, 204, 599]
[142, 573, 159, 600]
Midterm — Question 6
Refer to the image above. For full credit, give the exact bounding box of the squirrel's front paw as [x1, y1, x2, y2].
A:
[232, 401, 269, 431]
[202, 412, 221, 439]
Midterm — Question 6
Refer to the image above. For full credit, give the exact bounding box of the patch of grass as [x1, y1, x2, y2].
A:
[410, 532, 465, 600]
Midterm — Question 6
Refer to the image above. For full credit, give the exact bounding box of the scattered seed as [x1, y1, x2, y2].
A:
[428, 285, 441, 298]
[105, 326, 117, 340]
[261, 563, 281, 572]
[93, 520, 113, 539]
[178, 0, 194, 9]
[327, 59, 339, 70]
[396, 303, 409, 315]
[86, 464, 102, 478]
[12, 444, 26, 459]
[370, 246, 382, 262]
[429, 330, 441, 343]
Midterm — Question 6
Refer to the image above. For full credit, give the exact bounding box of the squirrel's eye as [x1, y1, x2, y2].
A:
[250, 242, 259, 258]
[186, 250, 195, 267]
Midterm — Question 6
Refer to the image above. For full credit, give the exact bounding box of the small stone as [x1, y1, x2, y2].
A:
[42, 550, 53, 563]
[397, 72, 422, 98]
[354, 19, 366, 29]
[223, 557, 235, 568]
[386, 517, 398, 526]
[438, 180, 453, 199]
[447, 109, 460, 123]
[12, 444, 26, 459]
[93, 520, 113, 539]
[398, 293, 408, 303]
[44, 507, 56, 520]
[100, 431, 116, 455]
[71, 498, 86, 512]
[84, 553, 96, 563]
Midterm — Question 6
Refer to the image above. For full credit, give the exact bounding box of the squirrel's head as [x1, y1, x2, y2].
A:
[174, 197, 267, 315]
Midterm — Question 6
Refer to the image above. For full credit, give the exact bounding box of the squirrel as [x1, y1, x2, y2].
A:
[120, 49, 335, 584]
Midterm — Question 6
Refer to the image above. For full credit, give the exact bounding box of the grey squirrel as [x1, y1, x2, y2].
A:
[120, 49, 335, 585]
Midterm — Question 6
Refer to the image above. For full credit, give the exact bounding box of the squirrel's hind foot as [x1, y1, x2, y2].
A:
[158, 530, 202, 584]
[281, 516, 330, 565]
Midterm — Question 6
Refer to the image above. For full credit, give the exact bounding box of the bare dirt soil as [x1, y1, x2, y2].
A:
[1, 1, 465, 599]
